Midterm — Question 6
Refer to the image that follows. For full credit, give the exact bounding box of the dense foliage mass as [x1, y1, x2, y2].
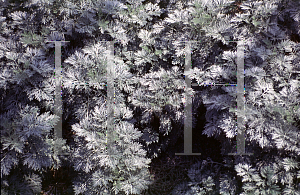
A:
[0, 0, 299, 194]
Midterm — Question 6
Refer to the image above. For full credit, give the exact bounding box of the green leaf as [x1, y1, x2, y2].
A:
[20, 31, 43, 47]
[155, 49, 162, 56]
[97, 132, 105, 137]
